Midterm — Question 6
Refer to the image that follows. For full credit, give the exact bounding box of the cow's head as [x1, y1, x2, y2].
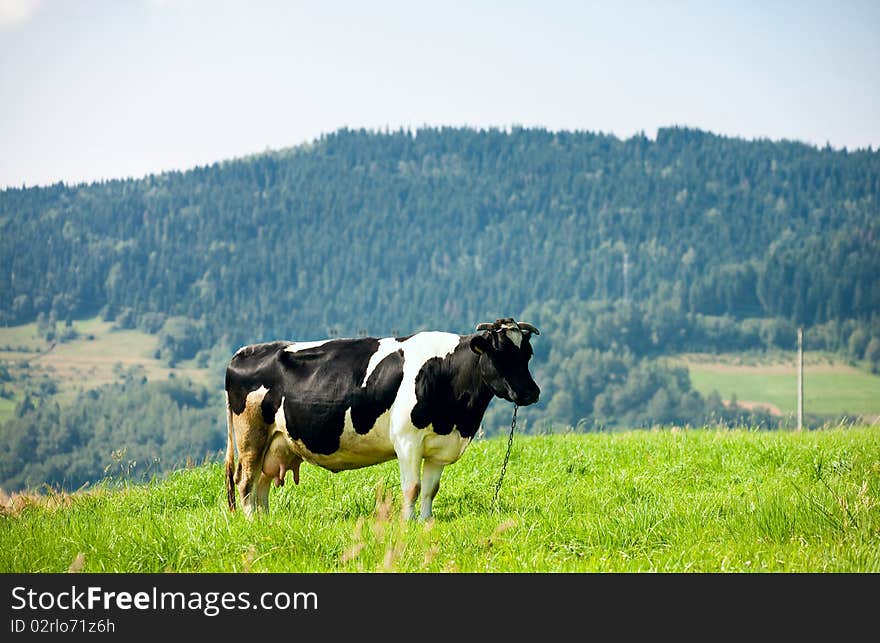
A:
[469, 318, 541, 406]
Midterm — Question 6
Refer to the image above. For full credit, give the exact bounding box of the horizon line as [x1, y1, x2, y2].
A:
[3, 123, 874, 192]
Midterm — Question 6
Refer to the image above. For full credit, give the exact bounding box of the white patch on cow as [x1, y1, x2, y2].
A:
[423, 431, 472, 464]
[397, 331, 460, 376]
[391, 332, 461, 412]
[287, 408, 396, 471]
[361, 337, 402, 387]
[260, 396, 301, 482]
[506, 327, 523, 348]
[245, 385, 269, 406]
[265, 395, 295, 463]
[340, 408, 396, 464]
[273, 396, 286, 428]
[283, 339, 333, 353]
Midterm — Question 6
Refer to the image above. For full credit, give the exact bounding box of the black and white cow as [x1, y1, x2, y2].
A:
[224, 318, 540, 520]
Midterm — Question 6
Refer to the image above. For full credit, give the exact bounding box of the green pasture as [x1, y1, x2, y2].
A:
[2, 428, 878, 573]
[676, 353, 880, 418]
[689, 370, 880, 417]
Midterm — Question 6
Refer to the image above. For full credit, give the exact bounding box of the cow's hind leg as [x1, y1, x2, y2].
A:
[253, 473, 273, 513]
[232, 410, 271, 518]
[236, 446, 268, 517]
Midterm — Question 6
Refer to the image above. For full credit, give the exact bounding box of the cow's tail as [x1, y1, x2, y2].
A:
[225, 393, 237, 512]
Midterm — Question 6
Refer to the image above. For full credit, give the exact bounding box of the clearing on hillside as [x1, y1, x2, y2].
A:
[673, 352, 880, 420]
[0, 317, 211, 420]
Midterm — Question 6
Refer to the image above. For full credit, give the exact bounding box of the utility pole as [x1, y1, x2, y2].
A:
[797, 327, 804, 431]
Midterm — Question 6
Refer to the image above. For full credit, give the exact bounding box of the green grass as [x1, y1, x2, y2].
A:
[0, 397, 14, 419]
[0, 319, 45, 351]
[2, 428, 879, 572]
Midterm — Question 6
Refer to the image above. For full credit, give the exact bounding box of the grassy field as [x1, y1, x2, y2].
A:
[673, 353, 880, 419]
[0, 316, 210, 421]
[2, 427, 878, 572]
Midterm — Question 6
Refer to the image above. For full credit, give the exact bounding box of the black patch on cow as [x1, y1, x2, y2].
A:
[395, 334, 414, 342]
[260, 386, 283, 425]
[351, 349, 405, 434]
[411, 357, 452, 433]
[411, 337, 494, 439]
[225, 341, 293, 414]
[274, 338, 381, 454]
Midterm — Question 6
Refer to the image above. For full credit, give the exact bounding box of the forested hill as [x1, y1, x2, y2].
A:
[2, 126, 877, 346]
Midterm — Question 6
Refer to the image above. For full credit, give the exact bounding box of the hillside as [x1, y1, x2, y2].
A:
[0, 316, 211, 420]
[2, 429, 878, 573]
[2, 127, 877, 345]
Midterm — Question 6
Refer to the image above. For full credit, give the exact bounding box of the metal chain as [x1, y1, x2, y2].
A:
[493, 405, 518, 503]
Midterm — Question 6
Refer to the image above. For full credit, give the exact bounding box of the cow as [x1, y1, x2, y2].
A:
[224, 317, 540, 520]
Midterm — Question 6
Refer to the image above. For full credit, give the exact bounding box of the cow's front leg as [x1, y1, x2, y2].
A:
[394, 438, 423, 521]
[420, 460, 444, 521]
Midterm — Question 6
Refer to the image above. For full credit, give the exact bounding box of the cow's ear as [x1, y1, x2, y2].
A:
[470, 334, 490, 355]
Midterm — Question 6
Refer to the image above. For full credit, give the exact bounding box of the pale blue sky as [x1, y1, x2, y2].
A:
[1, 0, 878, 188]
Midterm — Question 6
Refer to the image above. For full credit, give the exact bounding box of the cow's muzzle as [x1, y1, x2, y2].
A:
[512, 385, 540, 406]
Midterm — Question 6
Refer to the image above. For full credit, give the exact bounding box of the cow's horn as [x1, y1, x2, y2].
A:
[475, 323, 494, 332]
[517, 322, 540, 335]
